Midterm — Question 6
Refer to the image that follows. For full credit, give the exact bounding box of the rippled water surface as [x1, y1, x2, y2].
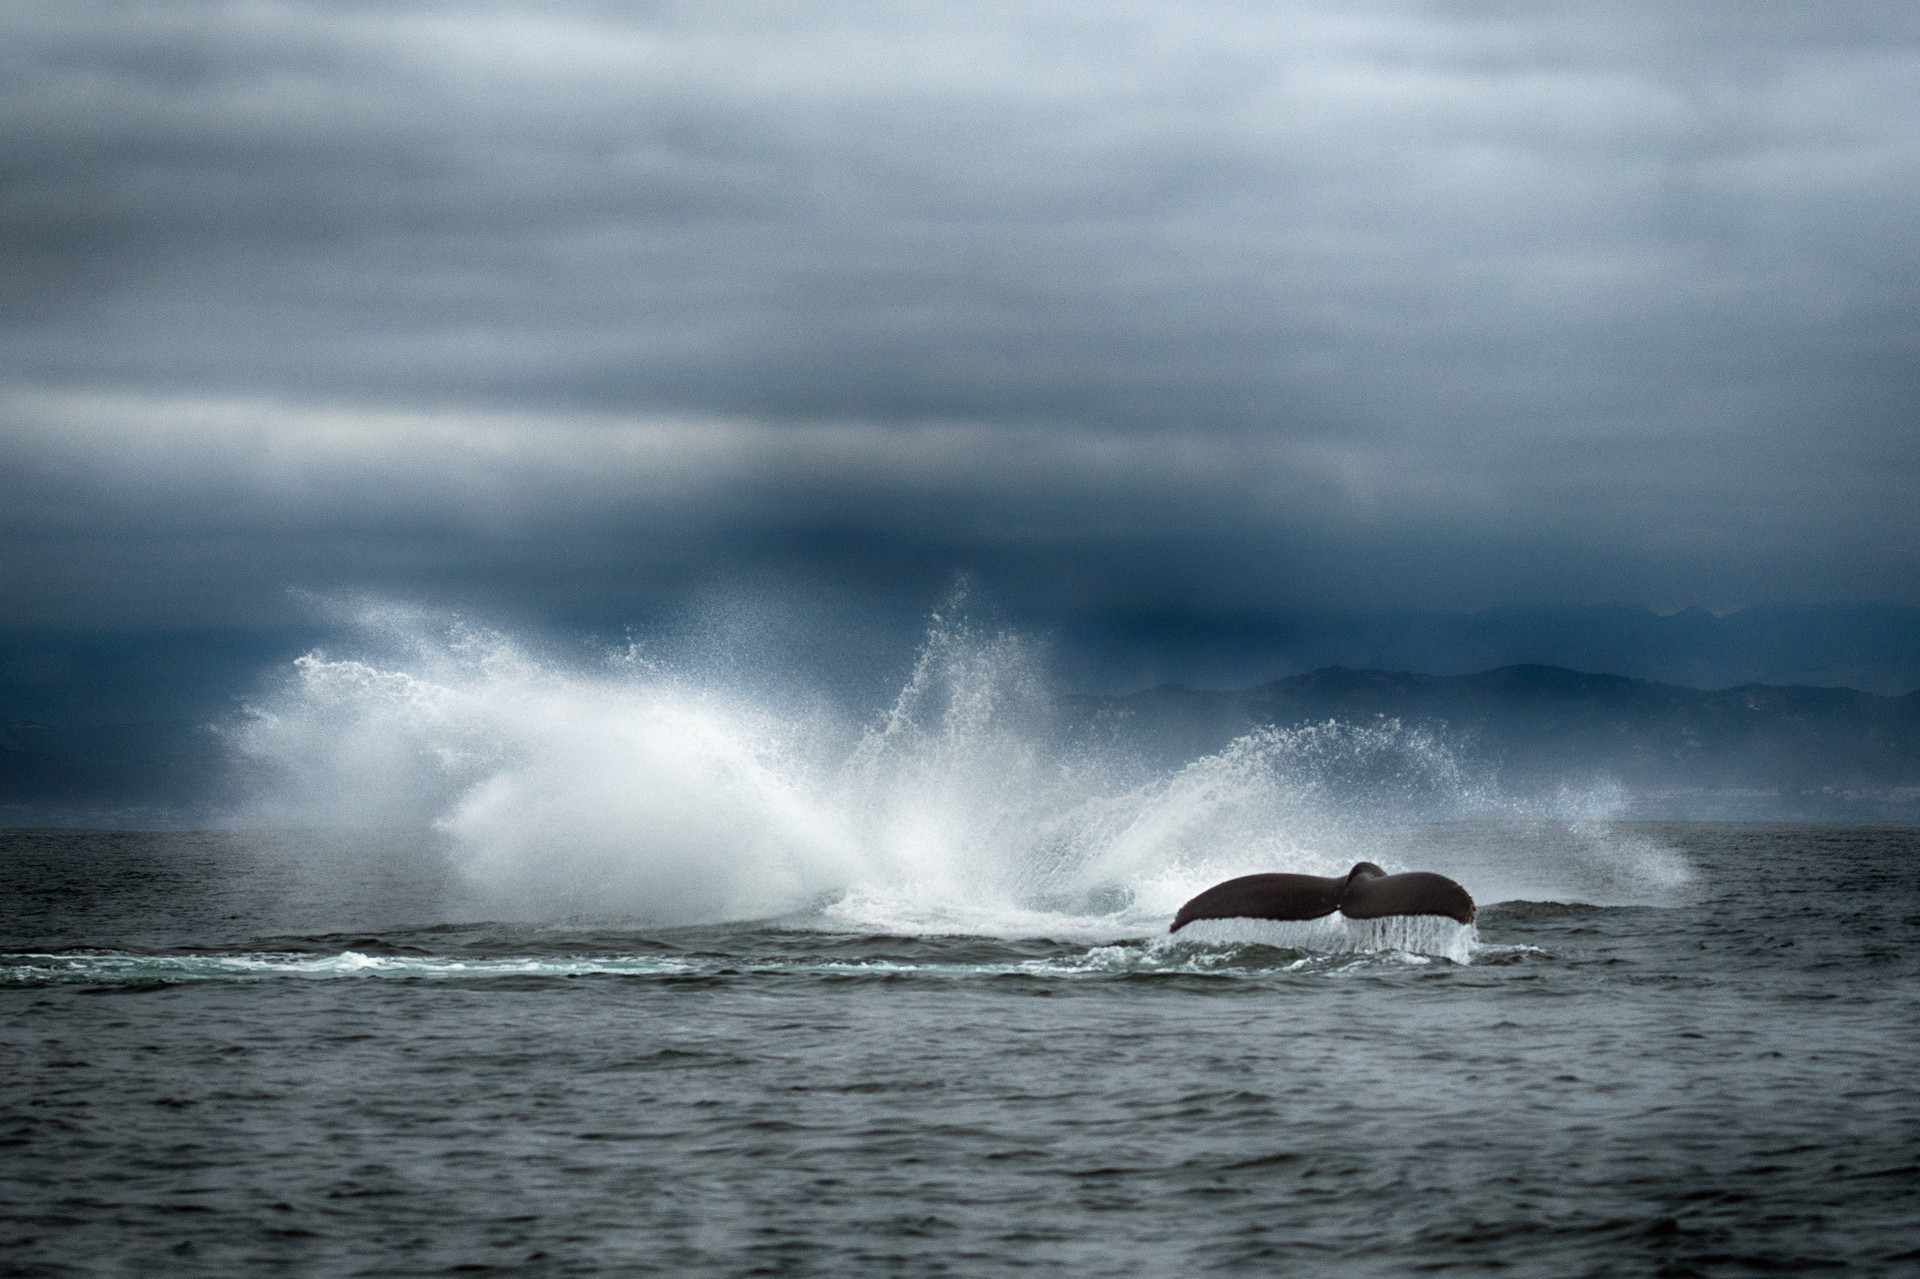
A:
[4, 824, 1918, 1277]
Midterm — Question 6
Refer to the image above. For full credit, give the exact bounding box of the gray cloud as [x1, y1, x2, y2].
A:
[2, 0, 1917, 632]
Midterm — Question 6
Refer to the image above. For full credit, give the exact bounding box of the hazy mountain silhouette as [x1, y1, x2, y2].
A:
[1050, 602, 1920, 696]
[1064, 665, 1920, 819]
[6, 603, 1920, 729]
[0, 720, 234, 827]
[6, 660, 1920, 825]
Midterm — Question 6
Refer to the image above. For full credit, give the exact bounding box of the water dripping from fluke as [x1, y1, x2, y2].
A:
[1165, 862, 1478, 962]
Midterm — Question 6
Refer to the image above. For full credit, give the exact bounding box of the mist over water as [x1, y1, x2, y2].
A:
[231, 601, 1692, 940]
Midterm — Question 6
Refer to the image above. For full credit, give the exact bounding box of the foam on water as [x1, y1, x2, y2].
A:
[230, 599, 1692, 949]
[0, 950, 697, 984]
[0, 939, 1496, 987]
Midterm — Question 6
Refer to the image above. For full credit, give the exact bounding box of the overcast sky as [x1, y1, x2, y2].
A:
[4, 0, 1917, 635]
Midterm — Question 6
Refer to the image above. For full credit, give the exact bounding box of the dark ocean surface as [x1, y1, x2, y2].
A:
[3, 824, 1918, 1277]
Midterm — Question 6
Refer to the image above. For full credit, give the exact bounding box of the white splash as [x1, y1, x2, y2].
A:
[231, 600, 1691, 940]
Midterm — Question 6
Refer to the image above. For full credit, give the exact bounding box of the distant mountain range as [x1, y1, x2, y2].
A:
[0, 720, 230, 827]
[1063, 665, 1920, 820]
[6, 663, 1920, 825]
[1046, 601, 1920, 696]
[6, 602, 1920, 728]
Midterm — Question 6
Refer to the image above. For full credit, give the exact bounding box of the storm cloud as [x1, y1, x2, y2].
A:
[3, 0, 1917, 632]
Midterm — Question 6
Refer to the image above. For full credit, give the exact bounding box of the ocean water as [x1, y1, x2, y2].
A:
[4, 614, 1918, 1275]
[5, 824, 1917, 1278]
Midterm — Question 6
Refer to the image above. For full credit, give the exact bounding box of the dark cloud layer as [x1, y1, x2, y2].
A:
[2, 1, 1917, 637]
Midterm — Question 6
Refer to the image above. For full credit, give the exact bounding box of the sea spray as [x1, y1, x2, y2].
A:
[232, 603, 1690, 941]
[237, 622, 856, 922]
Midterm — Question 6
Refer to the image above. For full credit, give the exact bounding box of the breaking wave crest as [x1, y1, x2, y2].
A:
[230, 600, 1689, 950]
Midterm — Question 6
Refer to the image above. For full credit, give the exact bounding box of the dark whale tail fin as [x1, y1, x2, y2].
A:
[1169, 873, 1345, 932]
[1170, 864, 1475, 932]
[1338, 868, 1475, 925]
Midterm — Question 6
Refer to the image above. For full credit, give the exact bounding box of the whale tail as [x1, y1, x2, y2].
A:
[1170, 863, 1474, 931]
[1338, 866, 1475, 925]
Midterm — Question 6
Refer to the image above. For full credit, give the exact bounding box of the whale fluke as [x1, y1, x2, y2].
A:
[1170, 862, 1475, 931]
[1339, 867, 1475, 924]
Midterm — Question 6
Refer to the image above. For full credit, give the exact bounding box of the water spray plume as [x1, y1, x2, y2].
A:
[233, 602, 1692, 942]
